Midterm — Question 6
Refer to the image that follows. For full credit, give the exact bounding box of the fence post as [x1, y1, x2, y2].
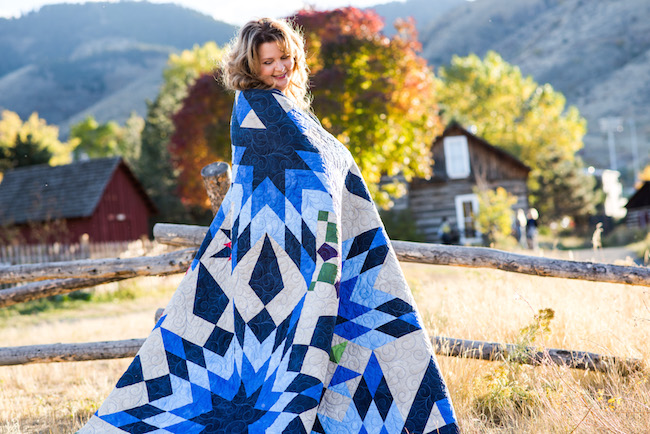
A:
[201, 162, 231, 215]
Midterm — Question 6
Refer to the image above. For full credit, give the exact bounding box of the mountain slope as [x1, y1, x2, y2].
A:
[0, 2, 236, 128]
[417, 0, 650, 176]
[368, 0, 464, 34]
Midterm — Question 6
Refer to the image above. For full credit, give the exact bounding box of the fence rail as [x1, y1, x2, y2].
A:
[153, 223, 650, 287]
[0, 239, 168, 266]
[0, 336, 640, 373]
[1, 192, 647, 372]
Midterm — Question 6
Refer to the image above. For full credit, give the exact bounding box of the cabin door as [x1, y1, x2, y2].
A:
[454, 193, 480, 244]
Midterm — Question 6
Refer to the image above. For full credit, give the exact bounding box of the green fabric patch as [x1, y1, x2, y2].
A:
[308, 281, 316, 291]
[317, 263, 337, 284]
[318, 210, 329, 221]
[330, 341, 348, 363]
[325, 222, 338, 243]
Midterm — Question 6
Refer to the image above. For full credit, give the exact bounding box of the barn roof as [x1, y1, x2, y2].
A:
[0, 157, 155, 225]
[625, 181, 650, 209]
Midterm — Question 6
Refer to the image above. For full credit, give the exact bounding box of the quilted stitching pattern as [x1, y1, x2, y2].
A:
[80, 89, 458, 433]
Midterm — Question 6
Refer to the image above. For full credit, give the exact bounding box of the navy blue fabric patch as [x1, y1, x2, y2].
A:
[146, 375, 173, 402]
[194, 263, 229, 324]
[345, 172, 371, 201]
[249, 235, 284, 304]
[248, 308, 275, 343]
[288, 345, 309, 372]
[376, 298, 414, 317]
[204, 326, 235, 357]
[376, 318, 419, 338]
[360, 244, 389, 273]
[182, 338, 206, 368]
[310, 316, 336, 351]
[116, 355, 143, 388]
[124, 404, 165, 421]
[403, 358, 450, 434]
[347, 228, 379, 259]
[120, 421, 159, 433]
[166, 351, 189, 381]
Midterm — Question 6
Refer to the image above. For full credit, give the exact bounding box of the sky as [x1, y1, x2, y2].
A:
[0, 0, 398, 25]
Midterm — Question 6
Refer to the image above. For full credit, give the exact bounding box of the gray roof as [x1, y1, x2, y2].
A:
[0, 157, 129, 224]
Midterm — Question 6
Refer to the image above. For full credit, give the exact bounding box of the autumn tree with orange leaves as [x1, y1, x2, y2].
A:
[169, 7, 441, 209]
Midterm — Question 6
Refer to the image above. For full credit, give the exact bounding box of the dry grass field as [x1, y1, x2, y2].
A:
[1, 264, 648, 433]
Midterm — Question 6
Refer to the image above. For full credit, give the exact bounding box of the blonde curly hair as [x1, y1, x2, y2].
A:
[222, 18, 310, 111]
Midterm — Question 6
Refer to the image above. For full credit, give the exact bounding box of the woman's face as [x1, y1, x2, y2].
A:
[257, 41, 294, 92]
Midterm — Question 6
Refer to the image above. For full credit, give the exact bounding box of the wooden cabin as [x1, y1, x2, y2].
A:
[409, 123, 530, 244]
[0, 157, 157, 244]
[624, 181, 650, 229]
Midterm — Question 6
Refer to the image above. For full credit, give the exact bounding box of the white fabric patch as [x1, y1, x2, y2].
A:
[240, 110, 266, 129]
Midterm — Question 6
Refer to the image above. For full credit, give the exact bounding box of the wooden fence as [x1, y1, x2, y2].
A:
[0, 238, 170, 266]
[0, 162, 645, 374]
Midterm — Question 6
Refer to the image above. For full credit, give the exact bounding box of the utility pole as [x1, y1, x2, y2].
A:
[599, 117, 623, 171]
[629, 117, 640, 183]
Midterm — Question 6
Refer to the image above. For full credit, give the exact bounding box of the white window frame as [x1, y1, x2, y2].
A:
[455, 193, 481, 244]
[444, 135, 470, 179]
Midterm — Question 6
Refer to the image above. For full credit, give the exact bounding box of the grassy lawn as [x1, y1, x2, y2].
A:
[1, 266, 648, 433]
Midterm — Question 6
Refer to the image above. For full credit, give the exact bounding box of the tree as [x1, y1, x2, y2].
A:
[0, 133, 53, 171]
[294, 8, 443, 206]
[436, 51, 596, 223]
[0, 110, 76, 174]
[474, 186, 517, 246]
[69, 113, 143, 165]
[133, 42, 225, 224]
[531, 155, 598, 225]
[169, 72, 233, 210]
[168, 8, 443, 209]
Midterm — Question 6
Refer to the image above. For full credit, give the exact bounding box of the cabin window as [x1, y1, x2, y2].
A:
[444, 135, 470, 179]
[454, 193, 480, 244]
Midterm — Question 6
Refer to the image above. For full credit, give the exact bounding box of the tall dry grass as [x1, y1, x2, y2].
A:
[0, 266, 648, 433]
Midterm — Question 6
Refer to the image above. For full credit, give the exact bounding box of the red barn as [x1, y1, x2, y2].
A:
[0, 157, 157, 244]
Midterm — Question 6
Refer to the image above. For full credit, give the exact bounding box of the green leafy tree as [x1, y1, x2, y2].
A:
[531, 155, 598, 225]
[437, 51, 596, 223]
[474, 186, 517, 246]
[0, 110, 76, 174]
[69, 113, 143, 165]
[294, 9, 443, 206]
[133, 42, 225, 223]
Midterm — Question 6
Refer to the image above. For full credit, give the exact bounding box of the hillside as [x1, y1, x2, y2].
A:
[368, 0, 463, 34]
[0, 2, 236, 129]
[1, 0, 648, 186]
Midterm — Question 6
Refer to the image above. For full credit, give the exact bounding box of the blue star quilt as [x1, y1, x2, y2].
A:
[80, 89, 458, 433]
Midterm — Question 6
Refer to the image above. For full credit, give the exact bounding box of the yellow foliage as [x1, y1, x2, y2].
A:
[0, 110, 77, 168]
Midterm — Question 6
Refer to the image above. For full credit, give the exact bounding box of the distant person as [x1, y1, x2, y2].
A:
[526, 208, 539, 250]
[438, 216, 452, 244]
[516, 208, 527, 248]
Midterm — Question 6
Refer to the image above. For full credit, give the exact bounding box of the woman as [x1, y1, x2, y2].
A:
[80, 18, 458, 433]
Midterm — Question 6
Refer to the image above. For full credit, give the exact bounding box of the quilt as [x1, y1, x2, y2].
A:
[80, 88, 458, 433]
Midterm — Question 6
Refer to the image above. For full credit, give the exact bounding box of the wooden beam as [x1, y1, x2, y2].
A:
[0, 339, 145, 365]
[0, 248, 196, 285]
[0, 276, 128, 308]
[1, 337, 641, 373]
[432, 337, 643, 374]
[201, 162, 231, 215]
[153, 223, 650, 287]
